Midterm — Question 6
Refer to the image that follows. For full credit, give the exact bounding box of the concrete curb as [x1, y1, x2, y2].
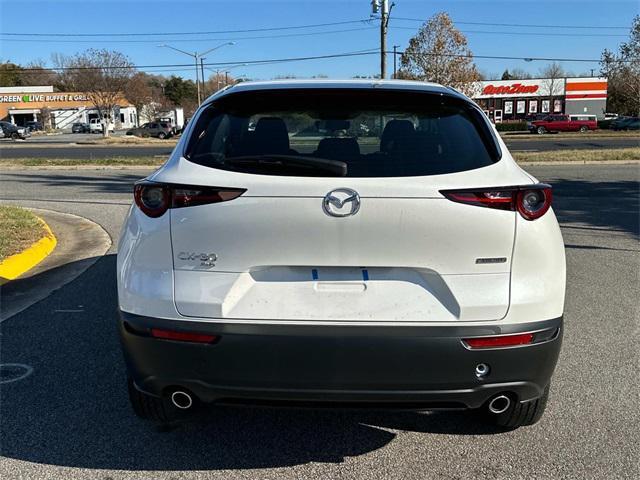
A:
[0, 215, 57, 282]
[0, 208, 112, 322]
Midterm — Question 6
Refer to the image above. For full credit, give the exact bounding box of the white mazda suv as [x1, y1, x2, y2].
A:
[117, 80, 565, 428]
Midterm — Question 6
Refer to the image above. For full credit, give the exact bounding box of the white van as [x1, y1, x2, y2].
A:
[89, 118, 115, 134]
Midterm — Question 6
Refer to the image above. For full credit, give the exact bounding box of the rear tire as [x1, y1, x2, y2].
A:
[536, 126, 546, 135]
[579, 126, 589, 133]
[127, 377, 180, 424]
[158, 132, 166, 139]
[489, 385, 550, 428]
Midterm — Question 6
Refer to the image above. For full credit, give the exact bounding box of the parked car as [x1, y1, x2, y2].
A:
[0, 121, 31, 140]
[71, 122, 90, 133]
[118, 80, 565, 429]
[89, 118, 115, 134]
[529, 114, 597, 134]
[612, 116, 640, 131]
[25, 121, 44, 131]
[126, 122, 173, 139]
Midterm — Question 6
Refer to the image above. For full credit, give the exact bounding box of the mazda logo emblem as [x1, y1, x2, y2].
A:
[322, 188, 360, 217]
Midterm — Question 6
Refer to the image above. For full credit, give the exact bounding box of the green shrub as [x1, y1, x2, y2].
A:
[496, 122, 528, 132]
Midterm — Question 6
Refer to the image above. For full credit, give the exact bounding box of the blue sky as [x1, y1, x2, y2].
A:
[0, 0, 637, 81]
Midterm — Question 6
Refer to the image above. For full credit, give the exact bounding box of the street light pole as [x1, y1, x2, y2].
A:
[159, 42, 235, 105]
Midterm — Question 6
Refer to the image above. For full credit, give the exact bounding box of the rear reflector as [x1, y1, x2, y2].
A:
[151, 328, 218, 344]
[463, 333, 534, 349]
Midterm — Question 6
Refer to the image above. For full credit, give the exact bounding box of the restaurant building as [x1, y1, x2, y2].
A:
[470, 77, 608, 123]
[0, 85, 137, 129]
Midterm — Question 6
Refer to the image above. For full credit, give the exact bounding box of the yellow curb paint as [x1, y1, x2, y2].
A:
[0, 216, 57, 281]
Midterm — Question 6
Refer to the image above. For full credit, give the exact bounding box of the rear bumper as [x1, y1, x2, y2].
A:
[119, 311, 562, 410]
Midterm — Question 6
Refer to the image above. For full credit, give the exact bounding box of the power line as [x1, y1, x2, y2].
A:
[0, 19, 373, 37]
[391, 26, 628, 37]
[6, 49, 628, 77]
[0, 26, 378, 44]
[4, 51, 383, 74]
[393, 17, 631, 30]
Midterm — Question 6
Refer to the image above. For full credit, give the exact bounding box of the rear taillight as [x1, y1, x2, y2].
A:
[134, 182, 246, 218]
[440, 184, 552, 221]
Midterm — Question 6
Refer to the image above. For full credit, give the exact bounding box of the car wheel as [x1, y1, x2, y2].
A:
[11, 132, 19, 140]
[158, 132, 166, 139]
[127, 377, 182, 424]
[536, 126, 546, 135]
[487, 384, 550, 429]
[579, 126, 589, 133]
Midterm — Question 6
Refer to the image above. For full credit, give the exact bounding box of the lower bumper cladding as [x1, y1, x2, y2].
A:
[119, 311, 562, 410]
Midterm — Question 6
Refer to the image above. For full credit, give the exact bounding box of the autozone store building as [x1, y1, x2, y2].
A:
[471, 77, 608, 123]
[0, 85, 137, 130]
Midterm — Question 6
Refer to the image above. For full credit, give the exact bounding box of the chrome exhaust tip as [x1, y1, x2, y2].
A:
[170, 390, 193, 410]
[488, 394, 511, 414]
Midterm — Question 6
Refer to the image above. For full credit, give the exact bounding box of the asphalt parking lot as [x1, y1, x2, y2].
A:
[0, 164, 638, 479]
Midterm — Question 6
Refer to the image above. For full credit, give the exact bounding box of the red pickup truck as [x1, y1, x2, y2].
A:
[529, 115, 597, 134]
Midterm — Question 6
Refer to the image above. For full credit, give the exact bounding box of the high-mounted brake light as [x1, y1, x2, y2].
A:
[151, 328, 218, 344]
[134, 182, 246, 218]
[440, 184, 552, 221]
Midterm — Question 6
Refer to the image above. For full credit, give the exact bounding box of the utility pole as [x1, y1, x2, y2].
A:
[393, 45, 400, 79]
[372, 0, 392, 79]
[194, 54, 201, 105]
[200, 58, 206, 99]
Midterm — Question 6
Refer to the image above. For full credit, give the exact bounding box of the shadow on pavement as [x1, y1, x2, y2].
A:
[548, 178, 639, 239]
[0, 171, 150, 196]
[0, 254, 506, 472]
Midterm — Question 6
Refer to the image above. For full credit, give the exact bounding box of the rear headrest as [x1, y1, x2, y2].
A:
[254, 117, 290, 154]
[381, 119, 415, 152]
[316, 137, 360, 161]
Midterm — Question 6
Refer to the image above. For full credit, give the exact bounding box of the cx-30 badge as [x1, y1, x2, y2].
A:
[322, 188, 361, 217]
[178, 252, 217, 267]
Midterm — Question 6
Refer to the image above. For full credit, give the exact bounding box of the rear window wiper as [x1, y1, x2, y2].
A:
[223, 154, 347, 177]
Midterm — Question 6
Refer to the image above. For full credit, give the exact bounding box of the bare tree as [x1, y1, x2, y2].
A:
[56, 49, 134, 137]
[125, 72, 170, 125]
[601, 15, 640, 115]
[539, 62, 566, 112]
[397, 12, 480, 96]
[507, 68, 534, 80]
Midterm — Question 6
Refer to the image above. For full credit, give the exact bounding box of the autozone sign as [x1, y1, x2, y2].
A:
[482, 83, 539, 95]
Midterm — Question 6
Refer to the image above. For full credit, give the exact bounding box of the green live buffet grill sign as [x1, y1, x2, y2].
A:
[0, 94, 90, 103]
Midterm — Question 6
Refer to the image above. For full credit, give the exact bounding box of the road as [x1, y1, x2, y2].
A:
[0, 165, 638, 479]
[0, 134, 638, 159]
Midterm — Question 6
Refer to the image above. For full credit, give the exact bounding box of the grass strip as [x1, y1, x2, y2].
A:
[0, 206, 47, 261]
[512, 148, 640, 163]
[0, 148, 638, 167]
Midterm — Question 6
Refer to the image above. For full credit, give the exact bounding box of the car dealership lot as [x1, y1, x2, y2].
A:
[0, 164, 638, 479]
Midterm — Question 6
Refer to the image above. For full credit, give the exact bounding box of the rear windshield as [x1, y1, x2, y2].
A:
[185, 89, 500, 177]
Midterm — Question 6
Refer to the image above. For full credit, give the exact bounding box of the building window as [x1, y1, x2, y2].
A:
[541, 100, 550, 113]
[516, 100, 526, 114]
[120, 113, 125, 123]
[504, 101, 513, 114]
[529, 100, 538, 113]
[553, 99, 562, 113]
